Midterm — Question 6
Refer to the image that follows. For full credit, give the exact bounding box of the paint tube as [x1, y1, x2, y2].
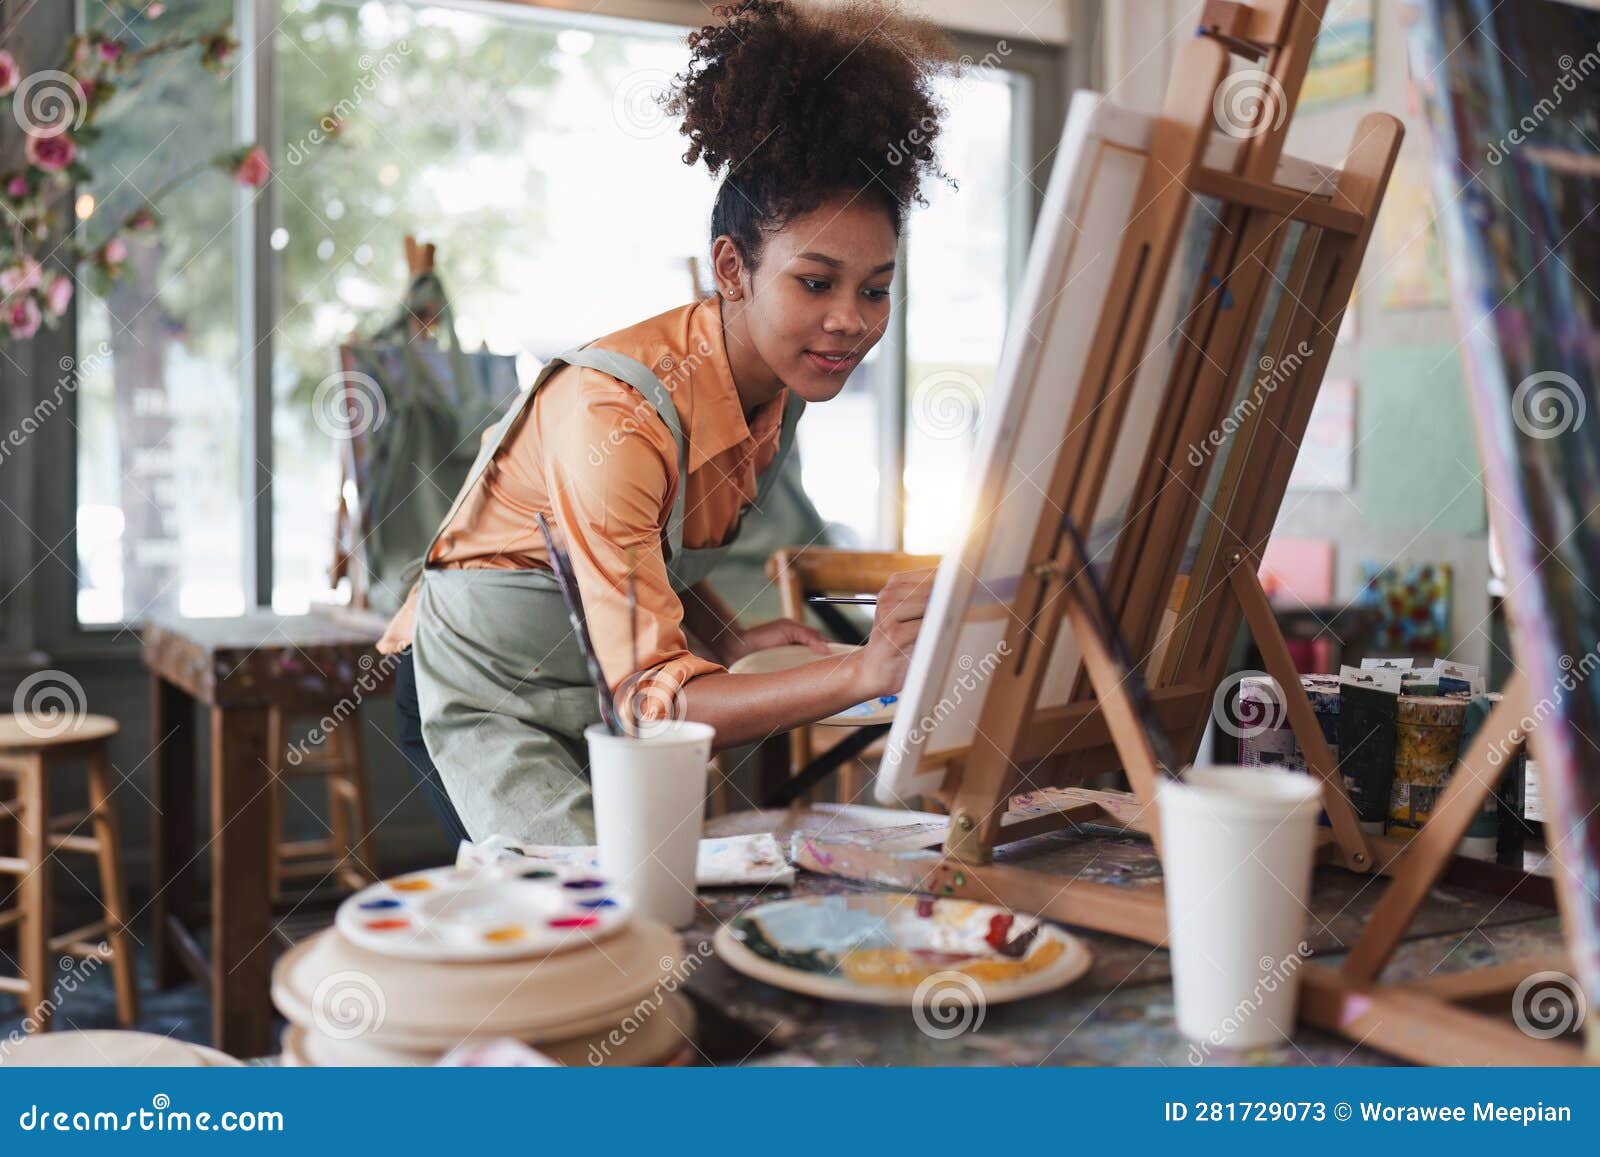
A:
[1432, 659, 1484, 698]
[1339, 665, 1402, 833]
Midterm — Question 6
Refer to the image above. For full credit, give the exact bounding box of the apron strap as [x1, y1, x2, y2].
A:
[415, 343, 694, 568]
[559, 347, 691, 562]
[747, 391, 807, 517]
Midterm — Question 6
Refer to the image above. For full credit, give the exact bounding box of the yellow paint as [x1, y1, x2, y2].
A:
[837, 937, 1066, 988]
[482, 926, 526, 943]
[389, 877, 434, 893]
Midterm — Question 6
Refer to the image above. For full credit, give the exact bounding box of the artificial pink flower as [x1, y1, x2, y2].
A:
[7, 176, 29, 199]
[44, 274, 73, 317]
[0, 50, 18, 97]
[146, 2, 166, 16]
[25, 133, 76, 173]
[232, 146, 271, 188]
[0, 258, 44, 296]
[129, 208, 157, 231]
[102, 236, 127, 266]
[99, 40, 126, 64]
[7, 295, 42, 340]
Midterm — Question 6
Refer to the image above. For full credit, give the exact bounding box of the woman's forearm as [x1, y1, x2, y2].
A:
[679, 649, 876, 750]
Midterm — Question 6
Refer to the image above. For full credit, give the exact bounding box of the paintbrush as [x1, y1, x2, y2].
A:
[805, 594, 878, 606]
[534, 513, 623, 736]
[1058, 514, 1184, 780]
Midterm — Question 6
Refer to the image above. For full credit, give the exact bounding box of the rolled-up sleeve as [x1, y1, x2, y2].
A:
[538, 370, 725, 721]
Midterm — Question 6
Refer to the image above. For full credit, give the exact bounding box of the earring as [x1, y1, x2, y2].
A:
[724, 289, 738, 299]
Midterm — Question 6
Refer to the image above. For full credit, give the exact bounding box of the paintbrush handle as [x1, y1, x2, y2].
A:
[535, 514, 623, 736]
[805, 595, 878, 605]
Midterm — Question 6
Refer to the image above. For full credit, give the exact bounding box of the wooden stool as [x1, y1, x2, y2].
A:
[0, 714, 139, 1032]
[265, 706, 377, 901]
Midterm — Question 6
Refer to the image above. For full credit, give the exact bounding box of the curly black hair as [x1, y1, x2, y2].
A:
[663, 0, 959, 268]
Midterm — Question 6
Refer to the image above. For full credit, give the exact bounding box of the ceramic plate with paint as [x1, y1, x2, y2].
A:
[729, 643, 898, 726]
[335, 863, 631, 961]
[714, 893, 1091, 1006]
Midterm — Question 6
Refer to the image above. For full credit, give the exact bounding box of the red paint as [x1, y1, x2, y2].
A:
[365, 918, 411, 931]
[548, 915, 600, 929]
[984, 913, 1014, 951]
[915, 897, 935, 918]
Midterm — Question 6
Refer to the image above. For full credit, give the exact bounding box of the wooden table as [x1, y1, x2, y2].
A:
[142, 607, 394, 1057]
[683, 807, 1566, 1066]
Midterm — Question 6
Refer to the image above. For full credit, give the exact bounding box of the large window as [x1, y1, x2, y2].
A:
[76, 0, 244, 624]
[62, 1, 1045, 627]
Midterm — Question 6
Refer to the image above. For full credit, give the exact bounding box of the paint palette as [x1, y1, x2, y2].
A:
[334, 863, 630, 961]
[729, 643, 899, 726]
[715, 893, 1092, 1006]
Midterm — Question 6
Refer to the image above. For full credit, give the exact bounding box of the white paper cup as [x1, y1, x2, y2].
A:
[586, 721, 714, 928]
[1158, 765, 1322, 1051]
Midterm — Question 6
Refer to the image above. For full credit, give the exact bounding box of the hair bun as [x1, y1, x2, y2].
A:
[664, 0, 958, 217]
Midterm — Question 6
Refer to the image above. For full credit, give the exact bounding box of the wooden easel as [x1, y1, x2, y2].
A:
[794, 0, 1588, 1065]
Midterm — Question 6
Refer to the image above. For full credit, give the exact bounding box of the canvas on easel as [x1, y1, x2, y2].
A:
[793, 0, 1589, 1066]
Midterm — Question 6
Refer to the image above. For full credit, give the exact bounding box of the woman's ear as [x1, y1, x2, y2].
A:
[709, 235, 747, 301]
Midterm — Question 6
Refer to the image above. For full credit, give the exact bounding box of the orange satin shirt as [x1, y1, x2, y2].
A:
[378, 295, 790, 707]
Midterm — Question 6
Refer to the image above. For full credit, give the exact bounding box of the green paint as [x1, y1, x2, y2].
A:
[953, 871, 966, 886]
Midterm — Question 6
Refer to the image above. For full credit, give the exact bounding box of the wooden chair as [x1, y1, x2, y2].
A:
[0, 714, 139, 1032]
[767, 548, 943, 805]
[265, 706, 378, 901]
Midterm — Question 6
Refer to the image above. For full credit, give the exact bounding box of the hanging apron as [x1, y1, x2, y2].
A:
[410, 343, 804, 845]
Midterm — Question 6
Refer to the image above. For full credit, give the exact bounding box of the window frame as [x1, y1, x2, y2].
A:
[3, 1, 1066, 661]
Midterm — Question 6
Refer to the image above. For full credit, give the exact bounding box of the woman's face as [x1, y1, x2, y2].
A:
[721, 195, 897, 404]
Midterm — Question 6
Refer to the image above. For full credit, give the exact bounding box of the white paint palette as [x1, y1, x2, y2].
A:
[334, 862, 631, 962]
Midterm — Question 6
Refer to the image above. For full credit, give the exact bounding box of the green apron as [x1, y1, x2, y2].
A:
[411, 342, 804, 845]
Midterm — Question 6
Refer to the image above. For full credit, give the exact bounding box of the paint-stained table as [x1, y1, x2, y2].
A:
[684, 807, 1567, 1066]
[142, 607, 394, 1059]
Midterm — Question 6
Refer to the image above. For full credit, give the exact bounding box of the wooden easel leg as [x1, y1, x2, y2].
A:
[1341, 676, 1529, 984]
[1229, 560, 1373, 872]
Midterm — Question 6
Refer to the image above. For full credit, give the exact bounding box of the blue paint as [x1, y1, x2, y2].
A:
[563, 878, 606, 890]
[578, 897, 618, 909]
[359, 897, 403, 910]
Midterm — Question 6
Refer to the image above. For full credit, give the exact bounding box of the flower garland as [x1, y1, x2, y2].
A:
[0, 7, 269, 341]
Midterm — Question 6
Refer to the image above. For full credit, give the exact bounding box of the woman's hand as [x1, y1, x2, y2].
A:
[719, 617, 833, 665]
[850, 568, 937, 700]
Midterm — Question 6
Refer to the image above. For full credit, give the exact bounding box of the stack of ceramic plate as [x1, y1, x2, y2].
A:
[271, 861, 695, 1067]
[1, 1031, 242, 1067]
